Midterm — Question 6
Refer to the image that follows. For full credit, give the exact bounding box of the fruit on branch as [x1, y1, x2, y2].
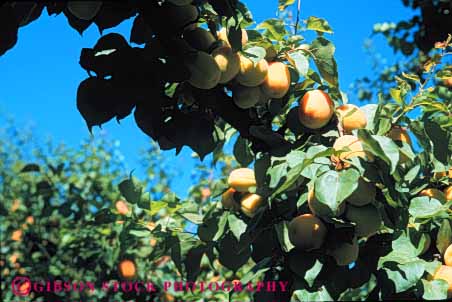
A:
[232, 85, 262, 109]
[434, 168, 452, 180]
[261, 62, 291, 99]
[298, 90, 334, 129]
[185, 51, 221, 89]
[236, 55, 269, 87]
[336, 104, 367, 133]
[240, 193, 264, 217]
[227, 168, 256, 192]
[444, 186, 452, 201]
[183, 27, 216, 52]
[387, 126, 412, 145]
[419, 188, 446, 203]
[444, 244, 452, 266]
[212, 45, 240, 83]
[221, 188, 240, 210]
[115, 200, 129, 215]
[11, 229, 22, 241]
[331, 135, 372, 170]
[218, 27, 248, 47]
[118, 259, 136, 279]
[308, 189, 345, 217]
[328, 236, 359, 266]
[162, 3, 198, 32]
[432, 265, 452, 298]
[346, 178, 376, 207]
[444, 77, 452, 88]
[288, 213, 327, 251]
[345, 204, 381, 237]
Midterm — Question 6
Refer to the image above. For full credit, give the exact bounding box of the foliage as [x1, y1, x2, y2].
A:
[1, 0, 452, 301]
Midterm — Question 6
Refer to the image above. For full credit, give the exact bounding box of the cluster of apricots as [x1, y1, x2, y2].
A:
[221, 168, 264, 218]
[179, 22, 291, 109]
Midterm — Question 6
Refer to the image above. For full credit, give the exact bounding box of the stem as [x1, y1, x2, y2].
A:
[294, 0, 301, 35]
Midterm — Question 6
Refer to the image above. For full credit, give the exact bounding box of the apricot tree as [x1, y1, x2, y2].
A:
[1, 0, 452, 301]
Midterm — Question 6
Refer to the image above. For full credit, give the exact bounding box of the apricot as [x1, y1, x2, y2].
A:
[444, 186, 452, 201]
[240, 193, 264, 218]
[444, 244, 452, 266]
[346, 178, 376, 207]
[261, 62, 291, 98]
[11, 199, 20, 212]
[118, 259, 137, 279]
[236, 55, 268, 87]
[115, 200, 129, 215]
[212, 45, 240, 83]
[345, 204, 381, 237]
[336, 104, 367, 133]
[163, 4, 198, 32]
[218, 27, 248, 47]
[419, 188, 446, 203]
[185, 51, 221, 89]
[183, 27, 216, 52]
[331, 135, 372, 169]
[25, 216, 34, 224]
[434, 168, 452, 180]
[232, 85, 262, 109]
[387, 126, 412, 145]
[221, 188, 240, 210]
[11, 229, 22, 241]
[308, 189, 345, 217]
[227, 168, 256, 192]
[288, 214, 327, 251]
[444, 77, 452, 87]
[328, 237, 359, 266]
[432, 265, 452, 298]
[298, 90, 334, 129]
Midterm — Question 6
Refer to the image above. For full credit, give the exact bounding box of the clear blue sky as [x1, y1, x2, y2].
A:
[0, 1, 414, 197]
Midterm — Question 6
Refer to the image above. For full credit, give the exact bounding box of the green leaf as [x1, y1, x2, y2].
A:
[306, 16, 333, 34]
[288, 250, 323, 286]
[241, 257, 272, 284]
[243, 46, 267, 64]
[402, 72, 421, 83]
[278, 0, 296, 11]
[20, 163, 41, 173]
[218, 233, 251, 271]
[256, 18, 288, 41]
[338, 274, 377, 301]
[233, 136, 254, 167]
[389, 88, 404, 105]
[274, 221, 295, 252]
[292, 287, 333, 302]
[179, 212, 204, 225]
[358, 130, 399, 174]
[288, 51, 309, 77]
[185, 245, 205, 282]
[314, 169, 360, 212]
[228, 214, 247, 240]
[119, 175, 143, 204]
[409, 197, 444, 219]
[384, 260, 425, 293]
[310, 37, 338, 87]
[436, 220, 452, 255]
[424, 117, 450, 165]
[93, 208, 116, 225]
[421, 279, 449, 300]
[267, 162, 289, 189]
[213, 211, 229, 241]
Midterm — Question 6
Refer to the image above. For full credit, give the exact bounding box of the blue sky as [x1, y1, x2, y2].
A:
[0, 1, 415, 197]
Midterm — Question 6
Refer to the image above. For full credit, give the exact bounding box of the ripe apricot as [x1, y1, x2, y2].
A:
[212, 45, 240, 83]
[236, 55, 268, 87]
[240, 193, 264, 218]
[331, 135, 372, 169]
[11, 229, 22, 241]
[25, 216, 34, 224]
[444, 244, 452, 266]
[221, 188, 240, 210]
[444, 186, 452, 201]
[288, 214, 327, 251]
[233, 85, 262, 109]
[185, 51, 221, 89]
[261, 62, 291, 99]
[115, 200, 129, 215]
[432, 265, 452, 298]
[298, 90, 334, 129]
[346, 178, 376, 207]
[228, 168, 256, 192]
[11, 199, 20, 212]
[328, 236, 359, 266]
[308, 189, 345, 217]
[118, 259, 137, 279]
[183, 27, 216, 52]
[419, 188, 446, 203]
[444, 77, 452, 87]
[345, 204, 381, 237]
[218, 27, 248, 47]
[336, 104, 367, 133]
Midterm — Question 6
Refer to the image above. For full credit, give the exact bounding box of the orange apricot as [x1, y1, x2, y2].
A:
[261, 62, 291, 98]
[298, 90, 334, 129]
[336, 104, 367, 133]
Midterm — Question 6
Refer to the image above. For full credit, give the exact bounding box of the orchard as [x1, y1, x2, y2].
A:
[1, 0, 452, 301]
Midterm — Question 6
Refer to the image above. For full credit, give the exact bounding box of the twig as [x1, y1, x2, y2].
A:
[294, 0, 301, 35]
